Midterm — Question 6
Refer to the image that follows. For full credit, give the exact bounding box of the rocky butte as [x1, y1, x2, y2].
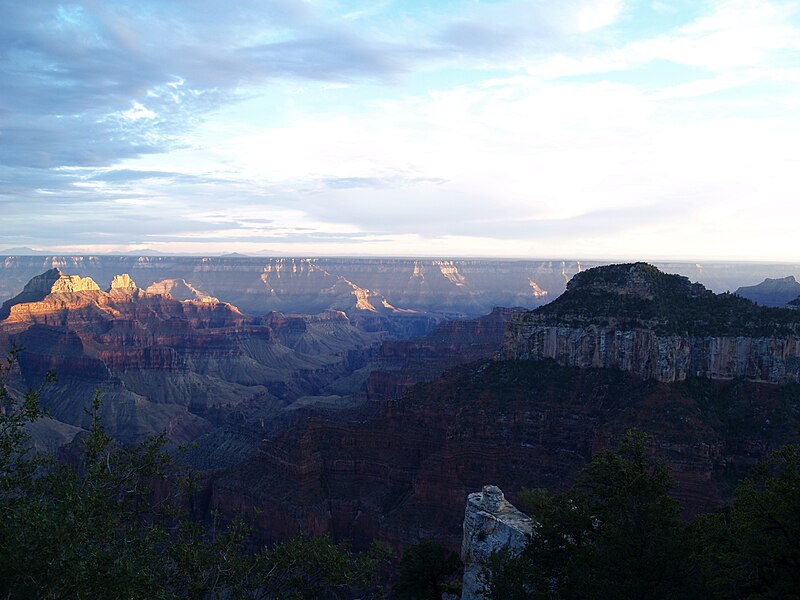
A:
[501, 262, 800, 383]
[0, 269, 382, 447]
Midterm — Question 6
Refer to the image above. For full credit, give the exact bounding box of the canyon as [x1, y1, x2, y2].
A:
[2, 255, 800, 320]
[190, 263, 800, 555]
[0, 268, 383, 446]
[3, 260, 800, 562]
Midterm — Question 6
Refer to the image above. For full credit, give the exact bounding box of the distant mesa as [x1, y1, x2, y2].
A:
[145, 278, 218, 303]
[106, 248, 164, 256]
[735, 275, 800, 307]
[0, 246, 50, 256]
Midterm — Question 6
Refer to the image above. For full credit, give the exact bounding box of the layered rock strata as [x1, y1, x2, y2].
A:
[501, 263, 800, 383]
[502, 326, 800, 383]
[0, 256, 600, 317]
[204, 359, 800, 553]
[1, 256, 798, 318]
[0, 270, 381, 446]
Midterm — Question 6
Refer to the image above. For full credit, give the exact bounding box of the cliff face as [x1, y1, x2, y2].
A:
[501, 263, 800, 383]
[0, 257, 607, 318]
[501, 325, 800, 383]
[0, 270, 382, 446]
[203, 359, 800, 553]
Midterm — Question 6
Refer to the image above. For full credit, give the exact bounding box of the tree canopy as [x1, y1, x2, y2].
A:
[482, 430, 800, 600]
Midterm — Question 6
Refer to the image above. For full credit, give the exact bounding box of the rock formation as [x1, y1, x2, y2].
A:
[2, 256, 799, 320]
[0, 256, 601, 318]
[0, 270, 382, 447]
[145, 278, 218, 303]
[0, 268, 101, 319]
[461, 485, 533, 600]
[203, 358, 800, 553]
[735, 275, 800, 307]
[109, 273, 137, 291]
[501, 263, 800, 383]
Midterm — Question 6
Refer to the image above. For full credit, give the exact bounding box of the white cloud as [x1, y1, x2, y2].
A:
[120, 102, 157, 121]
[576, 0, 626, 32]
[7, 0, 800, 260]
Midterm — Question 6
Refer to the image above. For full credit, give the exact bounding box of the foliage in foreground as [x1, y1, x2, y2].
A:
[481, 431, 800, 600]
[0, 355, 390, 599]
[393, 539, 461, 600]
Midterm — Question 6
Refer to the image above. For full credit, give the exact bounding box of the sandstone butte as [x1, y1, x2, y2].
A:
[0, 268, 383, 446]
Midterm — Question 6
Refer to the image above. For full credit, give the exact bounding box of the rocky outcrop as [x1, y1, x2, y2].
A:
[0, 268, 101, 319]
[461, 485, 533, 600]
[736, 276, 800, 307]
[501, 263, 800, 384]
[109, 273, 137, 291]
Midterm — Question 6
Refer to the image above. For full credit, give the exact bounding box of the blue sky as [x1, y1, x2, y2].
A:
[1, 0, 799, 258]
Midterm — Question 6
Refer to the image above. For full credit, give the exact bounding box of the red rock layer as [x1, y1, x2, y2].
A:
[208, 360, 800, 553]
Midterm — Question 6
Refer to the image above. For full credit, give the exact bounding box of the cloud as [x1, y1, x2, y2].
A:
[2, 0, 800, 259]
[0, 0, 403, 171]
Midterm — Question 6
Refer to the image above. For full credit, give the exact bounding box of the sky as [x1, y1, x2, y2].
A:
[1, 0, 799, 259]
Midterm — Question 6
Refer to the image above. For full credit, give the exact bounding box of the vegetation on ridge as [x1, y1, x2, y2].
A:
[528, 262, 800, 336]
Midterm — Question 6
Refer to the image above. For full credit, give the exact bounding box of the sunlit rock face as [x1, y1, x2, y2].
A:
[145, 278, 218, 302]
[0, 270, 381, 447]
[1, 256, 798, 318]
[0, 256, 595, 317]
[461, 485, 533, 600]
[501, 263, 800, 384]
[109, 273, 137, 290]
[0, 268, 101, 319]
